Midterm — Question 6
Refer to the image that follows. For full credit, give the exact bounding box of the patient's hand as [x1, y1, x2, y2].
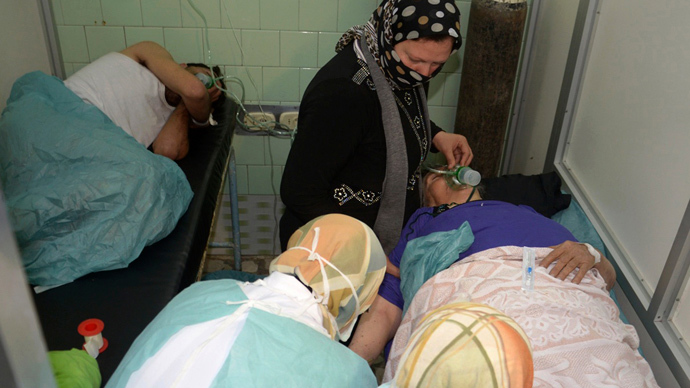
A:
[540, 241, 599, 286]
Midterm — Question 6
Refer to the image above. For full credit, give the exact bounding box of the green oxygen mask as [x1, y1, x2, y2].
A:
[424, 164, 482, 189]
[195, 72, 217, 89]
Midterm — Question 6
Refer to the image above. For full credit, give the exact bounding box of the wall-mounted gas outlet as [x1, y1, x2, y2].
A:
[279, 112, 299, 130]
[244, 112, 276, 130]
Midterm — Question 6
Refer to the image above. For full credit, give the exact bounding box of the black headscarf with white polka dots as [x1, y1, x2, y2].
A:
[337, 0, 462, 89]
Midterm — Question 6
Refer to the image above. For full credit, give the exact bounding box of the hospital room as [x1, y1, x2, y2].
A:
[1, 0, 689, 387]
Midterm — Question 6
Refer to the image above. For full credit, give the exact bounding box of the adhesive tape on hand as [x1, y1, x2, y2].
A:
[582, 243, 601, 265]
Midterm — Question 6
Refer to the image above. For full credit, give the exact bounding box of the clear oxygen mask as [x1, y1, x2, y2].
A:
[423, 163, 482, 189]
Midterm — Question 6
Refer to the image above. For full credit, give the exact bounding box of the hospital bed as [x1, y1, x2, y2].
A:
[0, 71, 240, 385]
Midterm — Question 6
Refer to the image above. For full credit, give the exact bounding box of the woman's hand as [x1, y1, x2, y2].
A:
[432, 131, 473, 167]
[540, 240, 615, 289]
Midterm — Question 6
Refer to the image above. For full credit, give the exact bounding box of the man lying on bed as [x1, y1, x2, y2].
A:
[349, 170, 616, 361]
[350, 169, 659, 386]
[64, 41, 225, 160]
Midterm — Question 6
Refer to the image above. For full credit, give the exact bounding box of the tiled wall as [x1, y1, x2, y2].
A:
[49, 0, 513, 256]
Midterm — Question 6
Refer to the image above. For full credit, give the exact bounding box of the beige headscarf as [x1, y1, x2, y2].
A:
[269, 214, 386, 341]
[391, 302, 534, 388]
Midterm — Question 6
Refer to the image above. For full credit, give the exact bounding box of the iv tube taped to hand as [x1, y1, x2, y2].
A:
[78, 318, 108, 358]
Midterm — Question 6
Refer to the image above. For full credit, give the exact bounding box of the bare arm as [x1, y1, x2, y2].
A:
[120, 41, 211, 124]
[348, 295, 402, 363]
[152, 103, 190, 160]
[540, 240, 617, 290]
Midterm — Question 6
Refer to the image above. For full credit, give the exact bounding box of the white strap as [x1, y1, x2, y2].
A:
[581, 243, 601, 264]
[291, 227, 361, 337]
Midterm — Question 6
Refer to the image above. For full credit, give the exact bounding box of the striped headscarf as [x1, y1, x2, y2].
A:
[336, 0, 462, 89]
[391, 302, 534, 388]
[269, 214, 386, 341]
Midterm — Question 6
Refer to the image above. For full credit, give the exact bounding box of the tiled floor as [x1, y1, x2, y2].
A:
[203, 254, 273, 276]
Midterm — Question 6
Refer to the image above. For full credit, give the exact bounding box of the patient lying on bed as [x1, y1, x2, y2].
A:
[64, 41, 225, 160]
[350, 171, 659, 387]
[106, 214, 385, 388]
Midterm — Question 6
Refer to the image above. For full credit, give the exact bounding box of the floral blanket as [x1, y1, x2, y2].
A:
[384, 246, 659, 387]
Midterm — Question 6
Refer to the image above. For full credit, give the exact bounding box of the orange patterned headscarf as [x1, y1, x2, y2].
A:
[269, 214, 386, 341]
[392, 302, 534, 388]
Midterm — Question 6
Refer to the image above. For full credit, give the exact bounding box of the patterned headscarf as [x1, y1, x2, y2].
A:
[269, 214, 386, 341]
[337, 0, 462, 89]
[391, 302, 534, 388]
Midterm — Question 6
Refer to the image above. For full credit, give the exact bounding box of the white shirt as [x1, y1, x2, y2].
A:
[64, 52, 175, 147]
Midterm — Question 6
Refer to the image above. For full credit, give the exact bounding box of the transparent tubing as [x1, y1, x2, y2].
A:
[186, 0, 292, 136]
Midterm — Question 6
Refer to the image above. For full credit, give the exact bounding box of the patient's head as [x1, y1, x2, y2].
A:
[423, 170, 482, 207]
[269, 214, 386, 341]
[391, 302, 533, 388]
[185, 63, 227, 109]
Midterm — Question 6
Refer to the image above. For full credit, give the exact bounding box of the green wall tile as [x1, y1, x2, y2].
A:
[299, 0, 337, 32]
[57, 26, 89, 62]
[223, 66, 263, 102]
[280, 31, 318, 67]
[207, 29, 242, 66]
[125, 27, 165, 47]
[102, 0, 142, 26]
[428, 106, 457, 133]
[242, 30, 280, 67]
[63, 63, 74, 77]
[235, 164, 249, 195]
[317, 32, 340, 67]
[265, 136, 292, 165]
[428, 73, 446, 107]
[337, 0, 377, 32]
[51, 0, 64, 25]
[234, 134, 265, 165]
[142, 0, 181, 27]
[442, 73, 462, 107]
[61, 0, 102, 25]
[247, 165, 282, 195]
[73, 63, 88, 72]
[457, 1, 471, 39]
[442, 49, 463, 74]
[261, 0, 298, 31]
[85, 26, 126, 61]
[163, 28, 205, 63]
[299, 68, 318, 97]
[263, 67, 300, 102]
[222, 0, 260, 29]
[182, 0, 221, 28]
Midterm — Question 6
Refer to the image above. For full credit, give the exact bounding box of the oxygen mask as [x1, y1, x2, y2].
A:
[195, 72, 222, 89]
[423, 163, 481, 190]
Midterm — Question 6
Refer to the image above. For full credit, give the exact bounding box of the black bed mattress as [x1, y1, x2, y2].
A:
[31, 100, 238, 385]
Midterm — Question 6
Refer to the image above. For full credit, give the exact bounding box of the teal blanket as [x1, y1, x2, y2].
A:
[0, 71, 193, 287]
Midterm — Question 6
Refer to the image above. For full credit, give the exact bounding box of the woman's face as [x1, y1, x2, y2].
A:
[393, 37, 454, 77]
[423, 172, 474, 207]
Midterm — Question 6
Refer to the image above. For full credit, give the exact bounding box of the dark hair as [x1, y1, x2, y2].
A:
[186, 62, 227, 109]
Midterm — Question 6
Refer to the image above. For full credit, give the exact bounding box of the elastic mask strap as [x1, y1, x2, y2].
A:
[466, 186, 477, 204]
[291, 227, 362, 336]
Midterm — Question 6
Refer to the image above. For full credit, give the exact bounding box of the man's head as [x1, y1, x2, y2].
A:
[423, 170, 482, 207]
[185, 63, 227, 109]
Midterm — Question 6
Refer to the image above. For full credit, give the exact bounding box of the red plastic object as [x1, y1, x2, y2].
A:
[78, 318, 108, 353]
